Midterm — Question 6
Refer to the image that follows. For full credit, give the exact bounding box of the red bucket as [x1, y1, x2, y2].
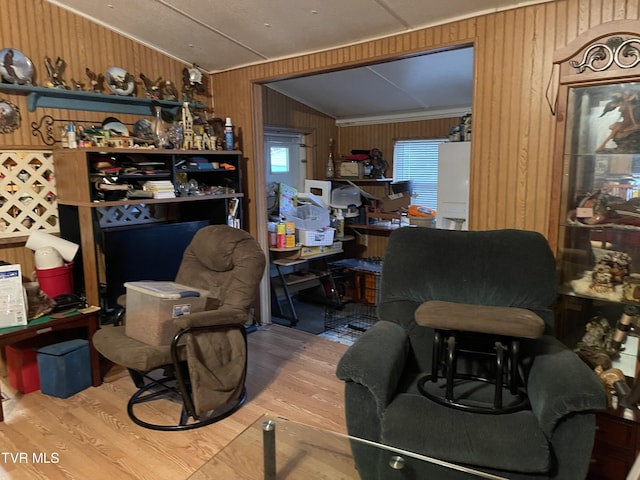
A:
[35, 262, 74, 299]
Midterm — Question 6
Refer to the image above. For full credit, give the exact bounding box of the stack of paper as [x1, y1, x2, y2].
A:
[144, 180, 176, 198]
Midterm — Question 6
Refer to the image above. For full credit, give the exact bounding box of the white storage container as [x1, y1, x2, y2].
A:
[124, 281, 209, 346]
[297, 227, 335, 246]
[286, 204, 330, 231]
[331, 186, 362, 208]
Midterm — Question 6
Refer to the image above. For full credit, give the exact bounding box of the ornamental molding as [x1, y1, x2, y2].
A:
[570, 36, 640, 73]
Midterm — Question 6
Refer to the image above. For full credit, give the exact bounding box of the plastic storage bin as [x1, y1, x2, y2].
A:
[6, 344, 40, 394]
[124, 281, 209, 346]
[297, 227, 335, 246]
[331, 186, 362, 208]
[285, 204, 330, 231]
[36, 339, 90, 399]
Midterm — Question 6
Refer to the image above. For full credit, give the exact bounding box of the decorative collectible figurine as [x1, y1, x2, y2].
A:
[44, 56, 67, 89]
[596, 89, 640, 153]
[208, 117, 225, 150]
[161, 80, 180, 101]
[181, 102, 194, 150]
[140, 73, 162, 100]
[182, 64, 205, 102]
[368, 148, 387, 178]
[85, 68, 104, 93]
[70, 78, 84, 91]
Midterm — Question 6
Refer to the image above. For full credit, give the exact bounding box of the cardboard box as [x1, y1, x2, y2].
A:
[124, 281, 209, 346]
[378, 192, 411, 212]
[297, 227, 335, 246]
[284, 221, 295, 235]
[0, 264, 27, 328]
[285, 234, 296, 248]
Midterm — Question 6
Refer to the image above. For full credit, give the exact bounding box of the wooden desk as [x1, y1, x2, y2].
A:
[0, 309, 102, 421]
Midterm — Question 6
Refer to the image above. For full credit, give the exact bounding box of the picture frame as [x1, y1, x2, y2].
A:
[0, 97, 20, 134]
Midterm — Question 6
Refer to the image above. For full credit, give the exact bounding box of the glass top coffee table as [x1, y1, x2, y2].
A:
[188, 415, 507, 479]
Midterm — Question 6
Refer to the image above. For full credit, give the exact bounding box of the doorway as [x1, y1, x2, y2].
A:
[264, 129, 307, 191]
[252, 45, 475, 327]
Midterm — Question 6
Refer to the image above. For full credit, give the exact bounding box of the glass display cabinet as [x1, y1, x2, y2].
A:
[549, 23, 640, 479]
[549, 21, 640, 368]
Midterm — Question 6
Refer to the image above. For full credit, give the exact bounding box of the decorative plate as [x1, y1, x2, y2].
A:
[0, 97, 21, 134]
[102, 117, 129, 136]
[0, 48, 34, 85]
[105, 66, 135, 96]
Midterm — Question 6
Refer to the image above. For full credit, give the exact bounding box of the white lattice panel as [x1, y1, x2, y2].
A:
[0, 151, 58, 238]
[96, 204, 169, 228]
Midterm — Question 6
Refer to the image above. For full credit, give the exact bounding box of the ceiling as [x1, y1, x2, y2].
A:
[267, 47, 474, 124]
[48, 0, 552, 123]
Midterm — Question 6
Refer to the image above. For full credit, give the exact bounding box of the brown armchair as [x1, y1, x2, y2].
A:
[93, 225, 266, 431]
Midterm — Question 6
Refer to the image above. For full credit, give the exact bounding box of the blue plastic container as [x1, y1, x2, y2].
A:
[36, 339, 91, 399]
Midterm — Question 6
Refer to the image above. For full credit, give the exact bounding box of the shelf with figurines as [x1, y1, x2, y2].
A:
[0, 48, 207, 118]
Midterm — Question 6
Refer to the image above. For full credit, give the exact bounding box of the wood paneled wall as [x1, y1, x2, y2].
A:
[212, 0, 640, 244]
[3, 0, 640, 269]
[338, 118, 455, 169]
[0, 0, 194, 269]
[262, 87, 338, 183]
[0, 0, 191, 148]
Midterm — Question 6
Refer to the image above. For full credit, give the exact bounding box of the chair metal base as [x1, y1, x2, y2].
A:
[417, 330, 530, 414]
[127, 374, 247, 431]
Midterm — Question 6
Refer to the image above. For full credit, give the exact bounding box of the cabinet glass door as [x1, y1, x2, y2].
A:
[559, 81, 640, 305]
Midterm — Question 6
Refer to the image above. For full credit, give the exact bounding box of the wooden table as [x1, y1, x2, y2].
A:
[0, 309, 102, 421]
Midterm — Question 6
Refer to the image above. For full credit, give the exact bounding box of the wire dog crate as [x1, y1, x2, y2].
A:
[324, 258, 382, 342]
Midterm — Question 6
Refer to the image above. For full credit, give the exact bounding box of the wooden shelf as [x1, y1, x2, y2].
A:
[59, 192, 243, 208]
[54, 148, 244, 307]
[333, 178, 393, 185]
[0, 84, 206, 115]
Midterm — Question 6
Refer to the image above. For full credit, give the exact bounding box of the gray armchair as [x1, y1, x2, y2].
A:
[336, 228, 607, 479]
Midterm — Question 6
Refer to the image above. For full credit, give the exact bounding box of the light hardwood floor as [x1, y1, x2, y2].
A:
[0, 325, 349, 479]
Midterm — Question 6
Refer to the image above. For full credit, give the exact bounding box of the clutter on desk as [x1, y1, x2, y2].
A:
[286, 204, 333, 246]
[269, 181, 342, 247]
[338, 148, 388, 179]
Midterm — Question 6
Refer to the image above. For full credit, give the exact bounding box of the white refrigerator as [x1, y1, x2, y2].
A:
[436, 142, 471, 230]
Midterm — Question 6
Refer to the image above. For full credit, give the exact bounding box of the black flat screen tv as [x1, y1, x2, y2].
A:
[100, 220, 210, 310]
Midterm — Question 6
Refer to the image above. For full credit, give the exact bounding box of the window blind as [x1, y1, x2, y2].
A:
[393, 139, 446, 210]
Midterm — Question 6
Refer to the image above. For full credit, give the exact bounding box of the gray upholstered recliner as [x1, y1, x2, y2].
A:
[336, 228, 607, 479]
[93, 225, 265, 431]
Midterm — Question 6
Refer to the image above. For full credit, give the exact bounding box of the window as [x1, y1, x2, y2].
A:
[264, 130, 305, 190]
[393, 139, 446, 209]
[269, 145, 289, 173]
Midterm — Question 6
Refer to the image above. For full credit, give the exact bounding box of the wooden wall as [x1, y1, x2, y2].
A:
[262, 87, 338, 182]
[2, 0, 640, 274]
[0, 0, 194, 271]
[338, 118, 456, 257]
[211, 0, 640, 244]
[0, 0, 192, 148]
[338, 117, 455, 171]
